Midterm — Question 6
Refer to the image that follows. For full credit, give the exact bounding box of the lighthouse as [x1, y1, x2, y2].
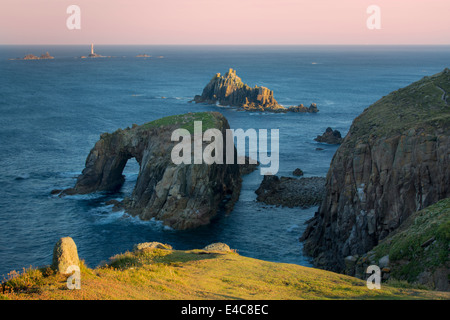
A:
[91, 43, 94, 55]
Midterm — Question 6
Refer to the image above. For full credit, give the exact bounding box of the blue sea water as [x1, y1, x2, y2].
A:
[0, 45, 449, 277]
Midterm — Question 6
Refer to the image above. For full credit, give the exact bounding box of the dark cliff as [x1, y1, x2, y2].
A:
[301, 68, 450, 272]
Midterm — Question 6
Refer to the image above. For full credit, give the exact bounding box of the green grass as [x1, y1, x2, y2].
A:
[1, 248, 449, 300]
[372, 198, 450, 283]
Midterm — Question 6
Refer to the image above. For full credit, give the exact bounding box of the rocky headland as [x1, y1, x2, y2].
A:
[193, 68, 318, 113]
[301, 68, 450, 279]
[55, 112, 244, 230]
[255, 175, 326, 208]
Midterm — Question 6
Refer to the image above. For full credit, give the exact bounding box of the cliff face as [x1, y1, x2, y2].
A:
[59, 112, 242, 230]
[302, 69, 450, 272]
[194, 68, 318, 113]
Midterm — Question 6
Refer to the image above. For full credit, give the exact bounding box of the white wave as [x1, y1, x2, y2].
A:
[58, 171, 80, 178]
[92, 208, 129, 225]
[63, 192, 106, 200]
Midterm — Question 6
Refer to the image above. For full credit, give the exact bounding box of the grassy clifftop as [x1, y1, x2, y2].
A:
[1, 247, 449, 300]
[347, 68, 450, 146]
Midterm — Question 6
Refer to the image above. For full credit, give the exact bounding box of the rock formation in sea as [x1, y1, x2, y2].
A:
[314, 127, 343, 144]
[255, 175, 326, 208]
[193, 68, 318, 113]
[51, 237, 80, 274]
[301, 68, 450, 272]
[293, 168, 304, 176]
[56, 112, 243, 230]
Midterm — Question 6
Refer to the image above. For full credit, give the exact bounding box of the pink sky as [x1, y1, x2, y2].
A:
[1, 0, 449, 45]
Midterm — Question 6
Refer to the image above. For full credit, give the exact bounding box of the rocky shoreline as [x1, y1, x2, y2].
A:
[314, 127, 343, 144]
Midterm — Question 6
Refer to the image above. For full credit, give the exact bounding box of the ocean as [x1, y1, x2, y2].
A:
[0, 45, 449, 277]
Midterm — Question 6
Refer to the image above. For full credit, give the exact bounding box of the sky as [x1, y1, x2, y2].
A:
[1, 0, 449, 45]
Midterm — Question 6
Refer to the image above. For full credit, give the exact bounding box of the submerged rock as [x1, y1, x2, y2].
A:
[58, 112, 242, 230]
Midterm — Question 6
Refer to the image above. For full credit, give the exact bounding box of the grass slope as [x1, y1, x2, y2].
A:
[347, 68, 450, 147]
[139, 112, 219, 134]
[1, 248, 449, 300]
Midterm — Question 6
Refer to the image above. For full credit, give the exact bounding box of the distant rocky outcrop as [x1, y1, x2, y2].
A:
[314, 127, 343, 144]
[193, 69, 318, 113]
[301, 68, 450, 273]
[56, 112, 243, 230]
[255, 175, 326, 208]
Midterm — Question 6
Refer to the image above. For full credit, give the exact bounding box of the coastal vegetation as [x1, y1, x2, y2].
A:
[1, 246, 448, 300]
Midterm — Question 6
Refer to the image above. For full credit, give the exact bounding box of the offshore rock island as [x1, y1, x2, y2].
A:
[11, 52, 54, 60]
[54, 112, 246, 230]
[193, 68, 318, 113]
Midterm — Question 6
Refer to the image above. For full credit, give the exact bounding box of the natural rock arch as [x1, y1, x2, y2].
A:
[59, 112, 243, 230]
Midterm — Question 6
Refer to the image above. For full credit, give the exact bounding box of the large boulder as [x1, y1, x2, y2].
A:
[302, 69, 450, 272]
[133, 242, 173, 251]
[51, 237, 80, 274]
[202, 243, 232, 252]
